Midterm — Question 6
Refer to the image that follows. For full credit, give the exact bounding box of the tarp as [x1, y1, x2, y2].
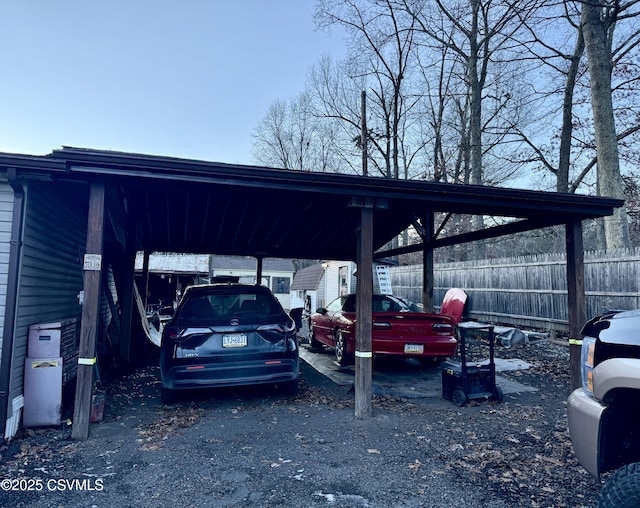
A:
[440, 288, 467, 324]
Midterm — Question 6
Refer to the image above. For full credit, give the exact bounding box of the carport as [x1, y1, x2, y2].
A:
[0, 147, 623, 440]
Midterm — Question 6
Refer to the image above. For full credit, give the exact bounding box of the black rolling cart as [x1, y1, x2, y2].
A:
[441, 322, 503, 406]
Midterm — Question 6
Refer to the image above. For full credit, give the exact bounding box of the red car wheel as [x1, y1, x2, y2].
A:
[335, 330, 352, 366]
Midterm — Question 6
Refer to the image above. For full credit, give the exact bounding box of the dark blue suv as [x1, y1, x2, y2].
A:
[159, 283, 299, 403]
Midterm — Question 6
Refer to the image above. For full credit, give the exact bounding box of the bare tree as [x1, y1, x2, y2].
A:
[314, 0, 424, 179]
[402, 0, 540, 186]
[306, 56, 370, 174]
[252, 92, 343, 172]
[581, 0, 637, 249]
[500, 1, 639, 214]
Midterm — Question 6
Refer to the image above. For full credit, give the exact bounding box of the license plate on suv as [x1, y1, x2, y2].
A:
[223, 334, 248, 348]
[404, 343, 424, 354]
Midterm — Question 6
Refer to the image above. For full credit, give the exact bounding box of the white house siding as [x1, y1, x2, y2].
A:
[213, 269, 293, 310]
[319, 262, 388, 305]
[9, 182, 87, 408]
[320, 261, 354, 306]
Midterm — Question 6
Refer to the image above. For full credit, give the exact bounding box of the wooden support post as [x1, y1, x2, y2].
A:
[72, 183, 105, 441]
[256, 257, 263, 286]
[566, 221, 586, 391]
[422, 212, 434, 313]
[355, 207, 373, 419]
[118, 208, 137, 365]
[142, 251, 150, 312]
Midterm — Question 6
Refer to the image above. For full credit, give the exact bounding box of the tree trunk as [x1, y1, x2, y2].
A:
[468, 0, 483, 186]
[581, 2, 629, 249]
[558, 28, 585, 193]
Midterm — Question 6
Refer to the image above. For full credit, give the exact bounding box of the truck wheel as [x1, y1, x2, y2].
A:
[599, 462, 640, 508]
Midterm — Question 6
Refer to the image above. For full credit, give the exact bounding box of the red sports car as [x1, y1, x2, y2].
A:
[310, 294, 457, 365]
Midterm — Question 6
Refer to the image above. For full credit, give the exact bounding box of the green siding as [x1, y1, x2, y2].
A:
[10, 181, 88, 401]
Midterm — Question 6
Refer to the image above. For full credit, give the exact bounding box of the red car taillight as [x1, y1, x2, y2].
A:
[432, 322, 454, 335]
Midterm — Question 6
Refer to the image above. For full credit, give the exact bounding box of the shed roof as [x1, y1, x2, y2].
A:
[0, 147, 624, 261]
[291, 264, 326, 291]
[134, 253, 209, 274]
[209, 255, 294, 272]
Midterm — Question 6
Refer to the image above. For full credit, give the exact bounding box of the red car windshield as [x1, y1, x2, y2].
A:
[342, 294, 411, 313]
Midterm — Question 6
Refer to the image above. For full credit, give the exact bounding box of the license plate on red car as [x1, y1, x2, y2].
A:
[223, 334, 248, 347]
[404, 343, 424, 354]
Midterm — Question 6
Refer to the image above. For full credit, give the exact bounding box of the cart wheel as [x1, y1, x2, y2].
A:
[494, 386, 504, 403]
[452, 389, 467, 407]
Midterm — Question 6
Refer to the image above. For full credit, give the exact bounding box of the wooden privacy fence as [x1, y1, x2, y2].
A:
[390, 248, 640, 334]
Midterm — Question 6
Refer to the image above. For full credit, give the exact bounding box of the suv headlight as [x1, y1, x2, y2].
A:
[581, 336, 596, 396]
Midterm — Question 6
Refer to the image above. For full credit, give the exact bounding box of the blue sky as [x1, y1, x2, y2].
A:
[0, 1, 345, 164]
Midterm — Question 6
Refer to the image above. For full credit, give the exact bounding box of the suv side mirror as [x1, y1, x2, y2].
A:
[316, 308, 328, 315]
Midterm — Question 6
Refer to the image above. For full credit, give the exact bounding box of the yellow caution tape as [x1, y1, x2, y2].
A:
[568, 339, 583, 346]
[355, 351, 373, 358]
[78, 357, 97, 365]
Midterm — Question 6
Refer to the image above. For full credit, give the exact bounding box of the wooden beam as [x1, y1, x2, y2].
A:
[374, 217, 559, 259]
[422, 213, 434, 312]
[72, 183, 105, 440]
[566, 221, 586, 391]
[118, 206, 138, 364]
[142, 250, 150, 311]
[355, 207, 373, 418]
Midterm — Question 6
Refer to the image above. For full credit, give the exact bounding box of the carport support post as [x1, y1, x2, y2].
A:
[118, 209, 138, 365]
[422, 212, 434, 312]
[355, 206, 373, 418]
[256, 256, 263, 286]
[72, 183, 105, 441]
[566, 220, 586, 391]
[142, 251, 150, 311]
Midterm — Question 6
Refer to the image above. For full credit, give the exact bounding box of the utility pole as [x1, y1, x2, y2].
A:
[361, 91, 368, 176]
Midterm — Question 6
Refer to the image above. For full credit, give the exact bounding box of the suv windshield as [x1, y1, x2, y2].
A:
[176, 289, 284, 326]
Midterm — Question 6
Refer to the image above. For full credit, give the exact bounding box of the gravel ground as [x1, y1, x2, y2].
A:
[0, 340, 601, 507]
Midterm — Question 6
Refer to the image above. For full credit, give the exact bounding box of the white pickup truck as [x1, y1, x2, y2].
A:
[567, 309, 640, 507]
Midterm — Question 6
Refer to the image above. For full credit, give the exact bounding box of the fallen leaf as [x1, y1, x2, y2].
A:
[408, 460, 423, 472]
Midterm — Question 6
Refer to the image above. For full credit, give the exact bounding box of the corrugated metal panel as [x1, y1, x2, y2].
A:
[0, 182, 14, 360]
[11, 182, 88, 401]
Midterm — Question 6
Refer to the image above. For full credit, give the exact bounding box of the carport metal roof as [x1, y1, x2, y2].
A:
[3, 147, 623, 260]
